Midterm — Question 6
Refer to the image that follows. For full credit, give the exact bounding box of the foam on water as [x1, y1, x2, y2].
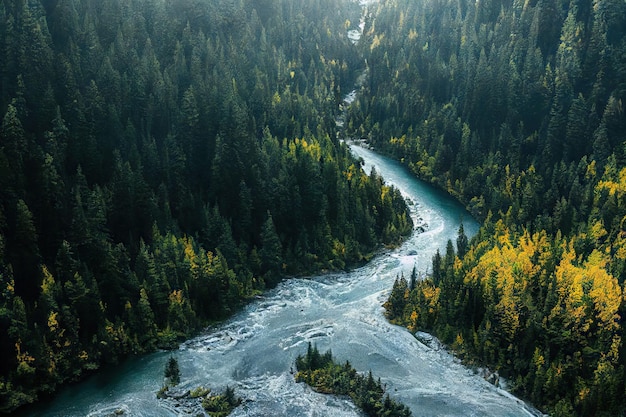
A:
[26, 143, 542, 417]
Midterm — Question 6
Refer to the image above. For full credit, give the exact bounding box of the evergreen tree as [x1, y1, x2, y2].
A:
[456, 223, 468, 258]
[260, 212, 282, 284]
[164, 356, 180, 386]
[385, 275, 408, 321]
[10, 199, 41, 302]
[409, 265, 418, 291]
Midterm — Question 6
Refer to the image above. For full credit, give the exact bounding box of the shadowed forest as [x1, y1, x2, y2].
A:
[0, 0, 413, 412]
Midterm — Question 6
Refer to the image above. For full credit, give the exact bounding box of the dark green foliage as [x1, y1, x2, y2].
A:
[359, 0, 626, 415]
[164, 356, 180, 386]
[259, 213, 282, 285]
[456, 224, 468, 259]
[295, 343, 411, 417]
[0, 0, 413, 413]
[383, 275, 408, 321]
[349, 0, 626, 231]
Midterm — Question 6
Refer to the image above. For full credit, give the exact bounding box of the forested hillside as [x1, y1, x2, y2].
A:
[0, 0, 413, 412]
[356, 0, 626, 415]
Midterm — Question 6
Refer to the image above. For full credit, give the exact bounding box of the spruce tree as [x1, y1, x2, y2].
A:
[164, 356, 180, 386]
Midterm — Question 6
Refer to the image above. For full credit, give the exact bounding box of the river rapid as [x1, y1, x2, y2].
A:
[24, 144, 542, 417]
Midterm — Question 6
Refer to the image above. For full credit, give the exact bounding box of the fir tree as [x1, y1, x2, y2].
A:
[164, 356, 180, 386]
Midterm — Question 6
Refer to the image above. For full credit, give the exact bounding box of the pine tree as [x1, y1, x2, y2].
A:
[385, 274, 408, 320]
[260, 212, 282, 284]
[164, 356, 180, 386]
[456, 223, 468, 258]
[10, 199, 41, 302]
[0, 104, 26, 189]
[409, 265, 418, 291]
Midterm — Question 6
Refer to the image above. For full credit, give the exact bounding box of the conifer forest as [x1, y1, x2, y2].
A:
[1, 0, 626, 415]
[368, 0, 626, 415]
[0, 0, 412, 412]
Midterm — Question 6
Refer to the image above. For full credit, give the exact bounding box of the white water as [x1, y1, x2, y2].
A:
[25, 144, 541, 417]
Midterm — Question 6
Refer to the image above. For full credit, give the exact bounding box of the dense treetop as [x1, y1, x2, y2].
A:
[4, 0, 625, 414]
[359, 0, 626, 415]
[0, 0, 412, 412]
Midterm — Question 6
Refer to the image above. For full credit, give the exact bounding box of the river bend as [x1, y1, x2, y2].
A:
[26, 144, 539, 417]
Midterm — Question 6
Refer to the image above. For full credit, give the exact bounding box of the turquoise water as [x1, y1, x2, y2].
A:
[24, 144, 541, 417]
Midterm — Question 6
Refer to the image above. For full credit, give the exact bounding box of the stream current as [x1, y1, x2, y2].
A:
[25, 144, 542, 417]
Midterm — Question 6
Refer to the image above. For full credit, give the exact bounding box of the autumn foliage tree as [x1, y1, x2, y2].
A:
[368, 0, 626, 414]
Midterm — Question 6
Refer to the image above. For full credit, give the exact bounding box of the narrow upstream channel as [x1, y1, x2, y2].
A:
[24, 143, 541, 417]
[27, 6, 541, 416]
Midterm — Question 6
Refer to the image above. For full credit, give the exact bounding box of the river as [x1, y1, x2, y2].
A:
[23, 143, 541, 417]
